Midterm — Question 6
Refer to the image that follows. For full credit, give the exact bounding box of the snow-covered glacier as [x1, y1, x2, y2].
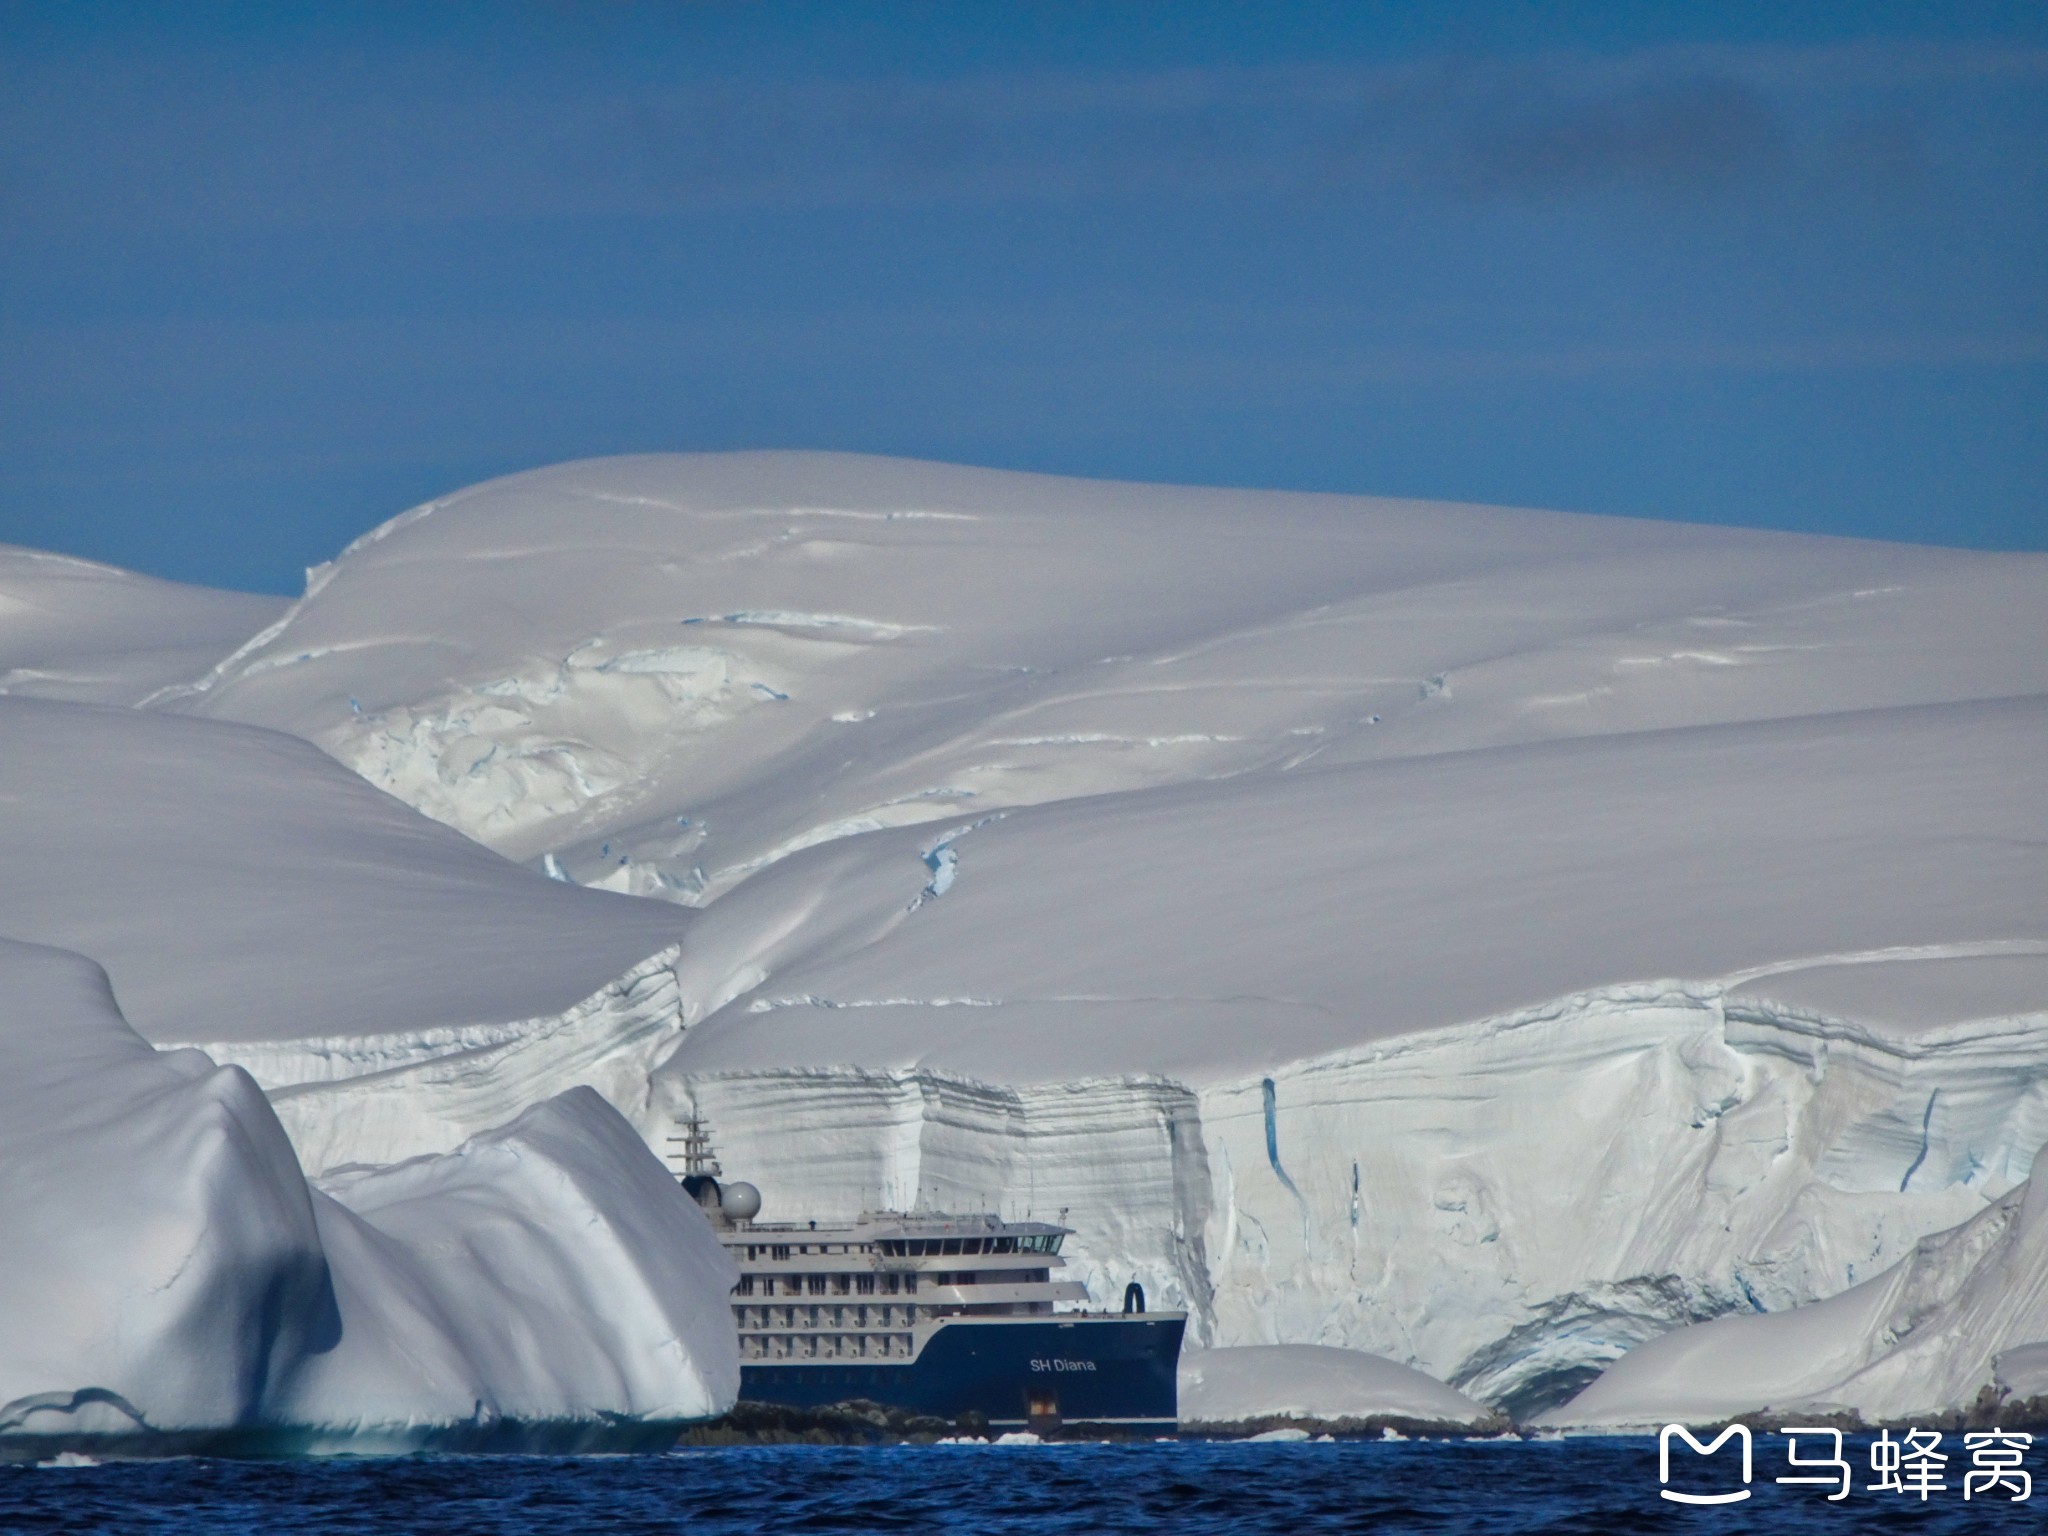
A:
[2, 450, 2043, 1428]
[0, 697, 700, 1169]
[650, 695, 2047, 1416]
[0, 542, 284, 707]
[149, 453, 2048, 904]
[0, 938, 736, 1457]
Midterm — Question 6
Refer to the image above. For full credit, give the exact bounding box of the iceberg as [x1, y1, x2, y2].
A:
[1178, 1346, 1494, 1429]
[0, 937, 737, 1457]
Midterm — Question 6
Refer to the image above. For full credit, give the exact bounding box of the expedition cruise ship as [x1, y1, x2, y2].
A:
[668, 1120, 1184, 1433]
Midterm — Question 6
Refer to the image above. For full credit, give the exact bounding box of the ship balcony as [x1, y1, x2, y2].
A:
[735, 1303, 922, 1332]
[921, 1280, 1088, 1310]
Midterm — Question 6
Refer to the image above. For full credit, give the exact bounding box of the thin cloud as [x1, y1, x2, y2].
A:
[1451, 75, 1790, 195]
[4, 36, 2040, 231]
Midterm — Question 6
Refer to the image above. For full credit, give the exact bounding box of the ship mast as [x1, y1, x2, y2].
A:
[665, 1113, 722, 1180]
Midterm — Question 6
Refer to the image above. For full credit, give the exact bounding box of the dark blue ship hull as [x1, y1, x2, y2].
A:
[739, 1315, 1184, 1430]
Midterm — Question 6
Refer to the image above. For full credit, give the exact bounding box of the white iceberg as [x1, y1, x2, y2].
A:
[0, 938, 737, 1456]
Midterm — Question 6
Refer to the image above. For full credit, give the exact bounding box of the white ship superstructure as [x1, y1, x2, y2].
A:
[665, 1116, 1184, 1430]
[725, 1211, 1086, 1362]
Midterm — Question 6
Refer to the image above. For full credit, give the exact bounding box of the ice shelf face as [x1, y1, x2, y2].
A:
[3, 451, 2044, 1425]
[0, 938, 738, 1453]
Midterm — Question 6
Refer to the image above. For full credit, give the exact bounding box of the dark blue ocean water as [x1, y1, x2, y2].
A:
[0, 1438, 2034, 1535]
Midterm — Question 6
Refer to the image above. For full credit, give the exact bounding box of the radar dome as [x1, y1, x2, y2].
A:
[720, 1181, 762, 1221]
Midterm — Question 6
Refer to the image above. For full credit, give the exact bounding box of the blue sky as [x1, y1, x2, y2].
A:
[3, 2, 2044, 593]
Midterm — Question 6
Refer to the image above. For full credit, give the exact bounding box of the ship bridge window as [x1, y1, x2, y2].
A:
[771, 1245, 791, 1261]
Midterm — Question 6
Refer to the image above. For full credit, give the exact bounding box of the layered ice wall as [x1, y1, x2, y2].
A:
[0, 939, 738, 1454]
[627, 687, 2045, 1415]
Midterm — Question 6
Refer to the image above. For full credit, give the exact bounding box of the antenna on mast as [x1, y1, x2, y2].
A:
[664, 1110, 722, 1180]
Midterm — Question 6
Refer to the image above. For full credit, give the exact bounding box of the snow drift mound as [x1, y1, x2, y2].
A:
[1544, 1141, 2048, 1429]
[150, 452, 2048, 904]
[1178, 1346, 1493, 1429]
[0, 938, 737, 1457]
[0, 544, 282, 707]
[0, 697, 696, 1167]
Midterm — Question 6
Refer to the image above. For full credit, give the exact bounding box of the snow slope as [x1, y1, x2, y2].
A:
[1543, 1141, 2048, 1428]
[0, 697, 695, 1167]
[0, 544, 283, 707]
[0, 938, 736, 1455]
[1178, 1346, 1493, 1427]
[150, 453, 2048, 904]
